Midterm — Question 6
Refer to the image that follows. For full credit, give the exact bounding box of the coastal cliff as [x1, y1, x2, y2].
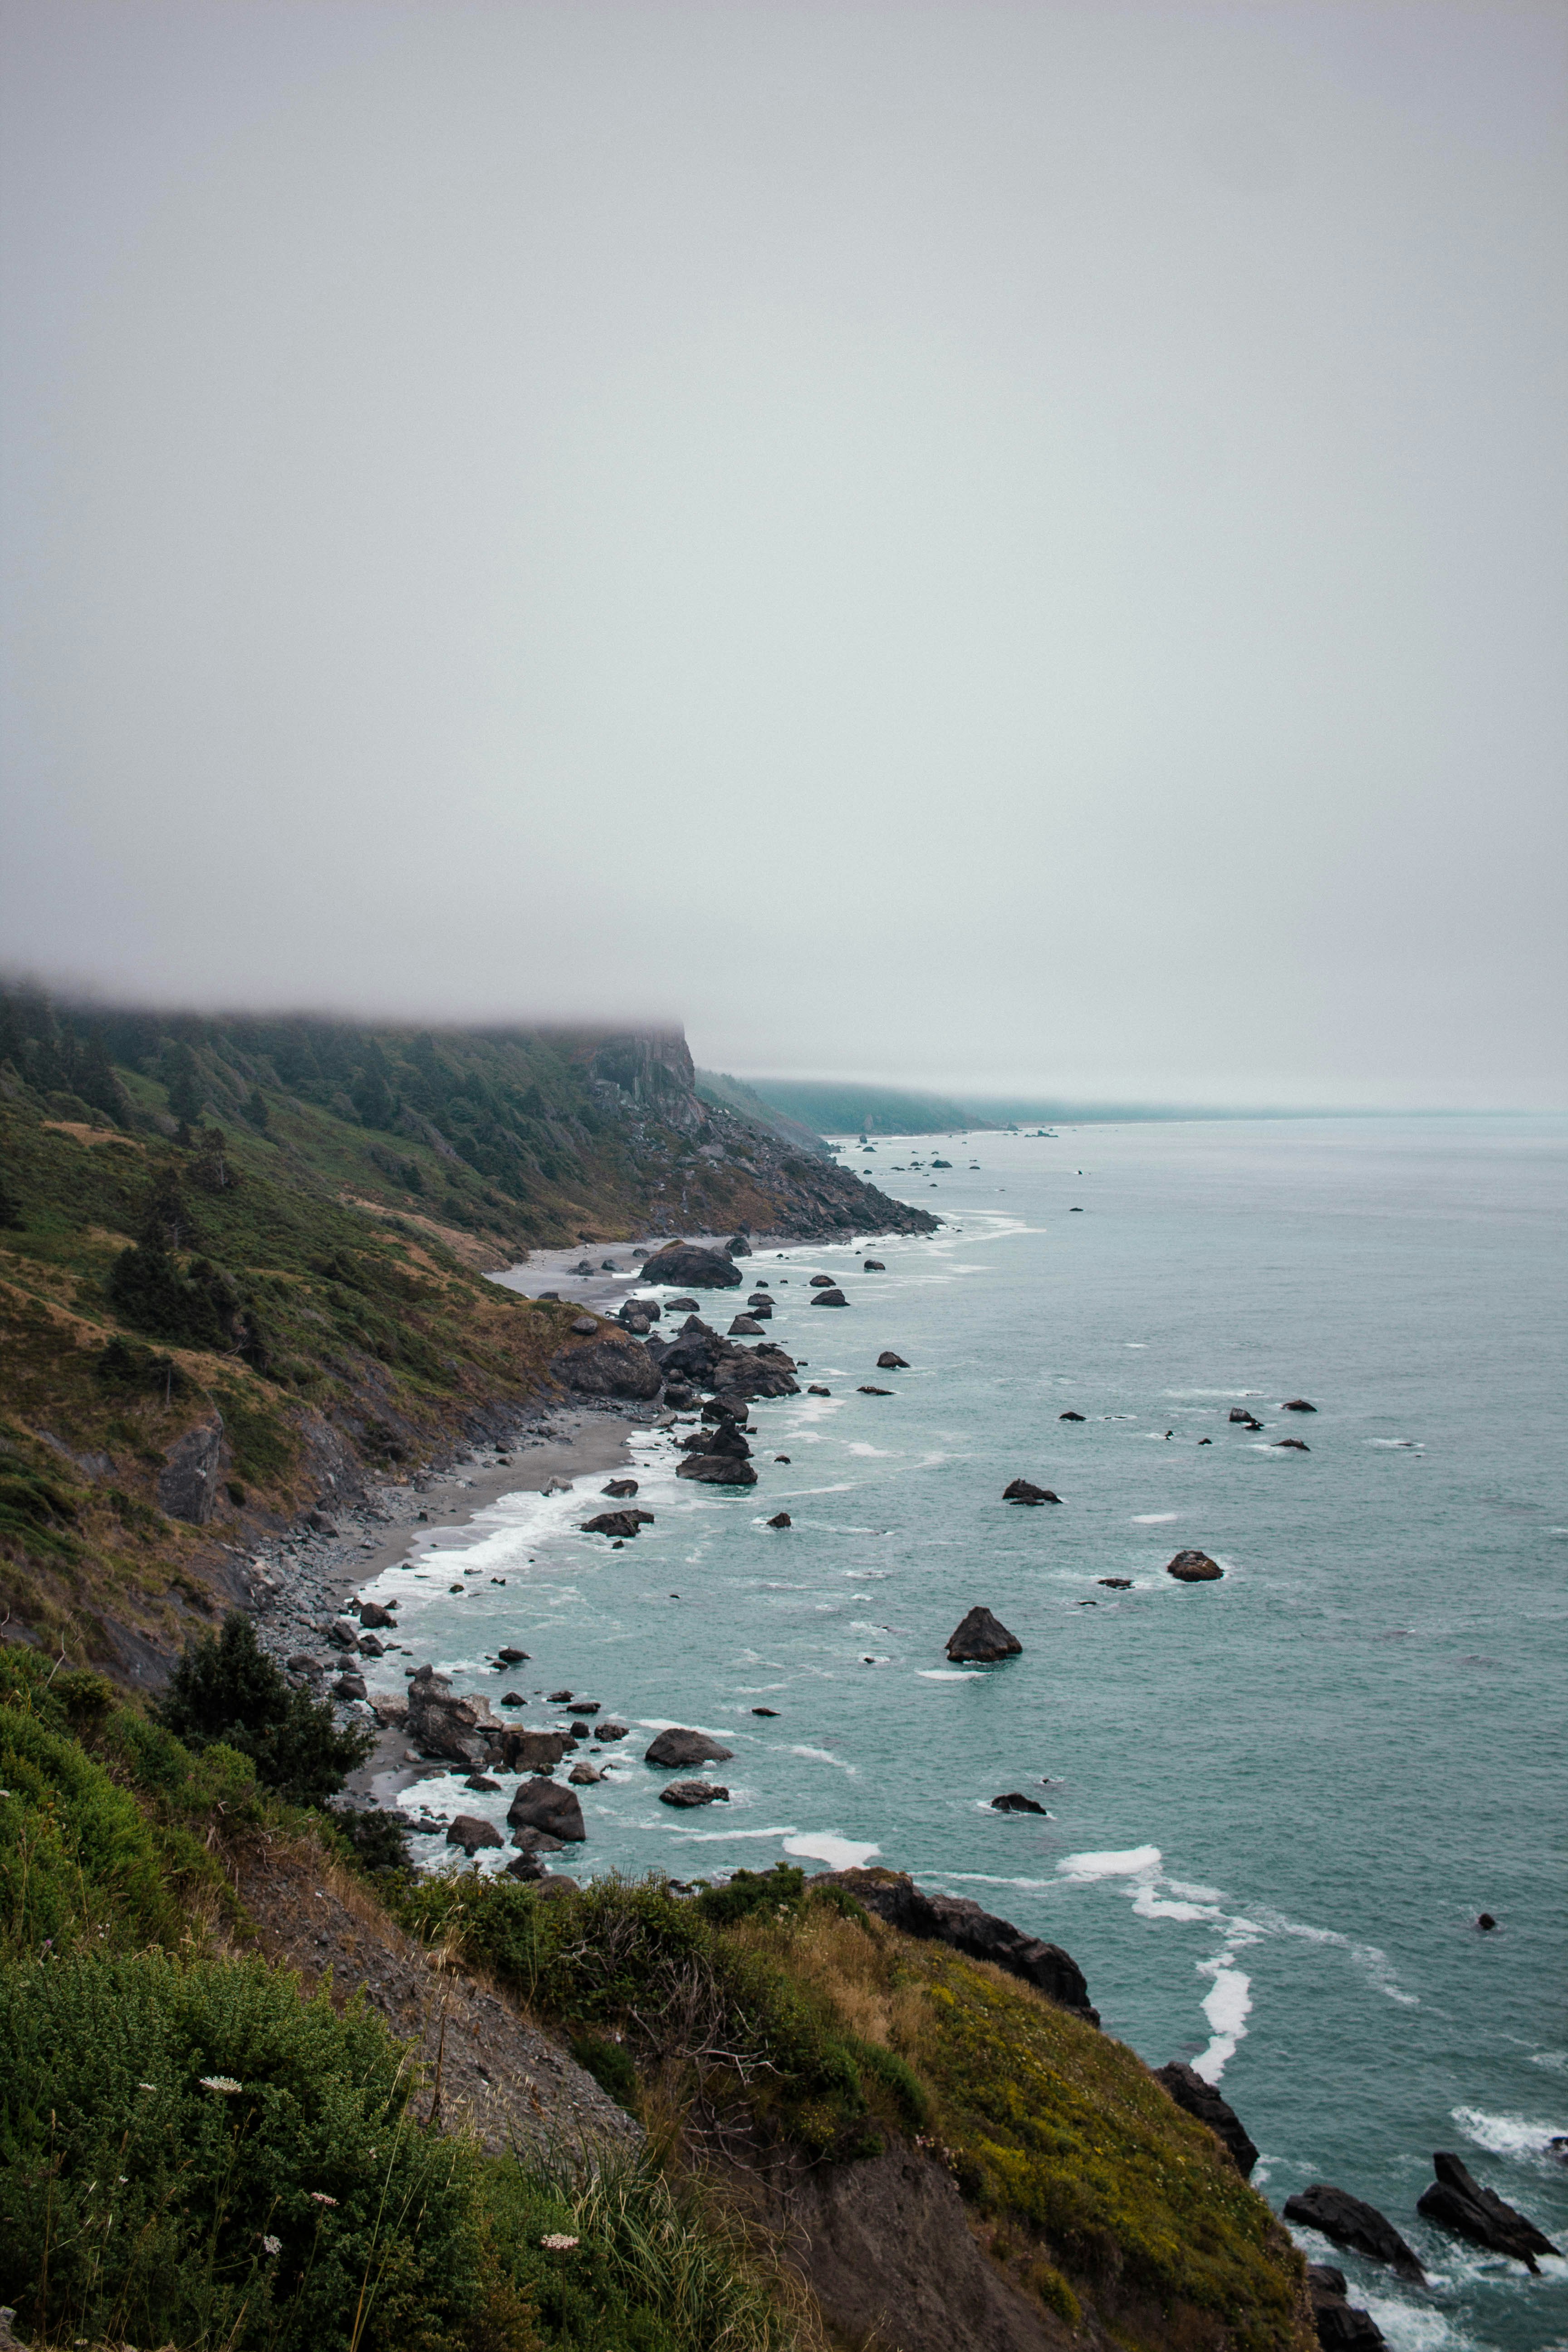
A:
[0, 990, 933, 1672]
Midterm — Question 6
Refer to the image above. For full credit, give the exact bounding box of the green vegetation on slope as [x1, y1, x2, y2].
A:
[0, 1646, 813, 2352]
[409, 1864, 1309, 2352]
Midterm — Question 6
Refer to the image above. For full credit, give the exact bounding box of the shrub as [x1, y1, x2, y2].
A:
[0, 1947, 492, 2352]
[157, 1612, 372, 1807]
[0, 1706, 179, 1955]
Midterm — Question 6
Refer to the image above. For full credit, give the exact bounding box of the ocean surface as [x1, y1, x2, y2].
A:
[367, 1116, 1568, 2352]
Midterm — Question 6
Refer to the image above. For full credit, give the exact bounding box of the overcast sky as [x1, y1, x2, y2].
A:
[2, 2, 1564, 1106]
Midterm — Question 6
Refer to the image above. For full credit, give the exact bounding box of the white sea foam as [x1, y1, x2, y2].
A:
[790, 1745, 858, 1773]
[1057, 1845, 1163, 1880]
[1357, 2293, 1468, 2352]
[917, 1668, 983, 1680]
[1454, 2106, 1567, 2165]
[1132, 1512, 1179, 1523]
[1530, 2050, 1568, 2074]
[784, 1833, 880, 1870]
[1193, 1964, 1253, 2082]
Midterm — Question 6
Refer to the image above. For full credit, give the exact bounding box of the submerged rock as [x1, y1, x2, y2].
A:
[1283, 1397, 1318, 1412]
[991, 1792, 1047, 1816]
[1416, 2152, 1559, 2271]
[863, 1259, 886, 1271]
[809, 1273, 837, 1287]
[1306, 2267, 1386, 2351]
[768, 1511, 792, 1528]
[946, 1607, 1022, 1661]
[818, 1867, 1097, 2022]
[1229, 1408, 1263, 1430]
[580, 1508, 655, 1538]
[1166, 1550, 1223, 1583]
[1002, 1478, 1061, 1505]
[1058, 1410, 1085, 1421]
[1098, 1577, 1133, 1589]
[1273, 1437, 1311, 1451]
[859, 1385, 892, 1396]
[660, 1780, 729, 1807]
[645, 1727, 734, 1766]
[496, 1645, 530, 1664]
[641, 1243, 742, 1289]
[602, 1477, 639, 1497]
[1282, 2186, 1426, 2280]
[1153, 2062, 1259, 2177]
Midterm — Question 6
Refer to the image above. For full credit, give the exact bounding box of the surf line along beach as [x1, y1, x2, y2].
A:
[246, 1223, 907, 1822]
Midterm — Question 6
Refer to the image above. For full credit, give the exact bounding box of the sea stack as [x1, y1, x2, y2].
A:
[946, 1606, 1022, 1661]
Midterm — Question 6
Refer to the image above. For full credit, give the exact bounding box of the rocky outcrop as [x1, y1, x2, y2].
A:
[549, 1333, 664, 1400]
[1283, 1398, 1317, 1412]
[991, 1792, 1047, 1816]
[767, 1511, 792, 1528]
[507, 1776, 586, 1843]
[728, 1314, 764, 1335]
[644, 1727, 734, 1765]
[810, 1287, 848, 1307]
[1002, 1478, 1060, 1505]
[1306, 2266, 1386, 2350]
[1058, 1410, 1085, 1421]
[1416, 2152, 1559, 2270]
[1153, 2061, 1259, 2176]
[946, 1606, 1022, 1661]
[406, 1664, 505, 1765]
[602, 1477, 639, 1497]
[580, 1508, 654, 1538]
[1166, 1549, 1223, 1582]
[816, 1868, 1097, 2024]
[1230, 1409, 1263, 1430]
[877, 1351, 909, 1368]
[640, 1242, 743, 1289]
[156, 1418, 224, 1524]
[1282, 2186, 1425, 2280]
[659, 1780, 730, 1807]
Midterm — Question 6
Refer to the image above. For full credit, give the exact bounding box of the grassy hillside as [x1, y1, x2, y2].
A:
[0, 990, 930, 1671]
[0, 1642, 1310, 2352]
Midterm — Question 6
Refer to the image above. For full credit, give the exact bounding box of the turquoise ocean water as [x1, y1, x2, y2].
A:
[370, 1117, 1568, 2352]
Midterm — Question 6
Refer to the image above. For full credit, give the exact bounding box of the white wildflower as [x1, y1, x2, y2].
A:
[540, 2233, 579, 2251]
[200, 2075, 242, 2095]
[262, 2234, 282, 2256]
[308, 2191, 338, 2206]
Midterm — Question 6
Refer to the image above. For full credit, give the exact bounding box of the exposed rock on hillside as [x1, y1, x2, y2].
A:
[817, 1867, 1098, 2023]
[1155, 2060, 1260, 2176]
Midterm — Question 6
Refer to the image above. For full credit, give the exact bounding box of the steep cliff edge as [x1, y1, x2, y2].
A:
[0, 991, 932, 1671]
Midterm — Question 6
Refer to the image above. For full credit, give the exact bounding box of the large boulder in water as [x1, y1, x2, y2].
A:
[1153, 2061, 1259, 2176]
[1003, 1478, 1060, 1505]
[580, 1508, 655, 1537]
[675, 1441, 758, 1481]
[1282, 2185, 1426, 2280]
[506, 1776, 586, 1842]
[500, 1728, 573, 1771]
[1416, 2152, 1559, 2271]
[660, 1779, 730, 1807]
[446, 1813, 504, 1854]
[816, 1867, 1097, 2023]
[810, 1287, 848, 1307]
[406, 1665, 504, 1765]
[645, 1727, 734, 1765]
[641, 1243, 742, 1289]
[1166, 1549, 1223, 1582]
[946, 1606, 1021, 1661]
[1307, 2267, 1386, 2350]
[549, 1333, 664, 1400]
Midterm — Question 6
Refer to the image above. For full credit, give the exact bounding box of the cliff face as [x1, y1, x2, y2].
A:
[0, 991, 935, 1672]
